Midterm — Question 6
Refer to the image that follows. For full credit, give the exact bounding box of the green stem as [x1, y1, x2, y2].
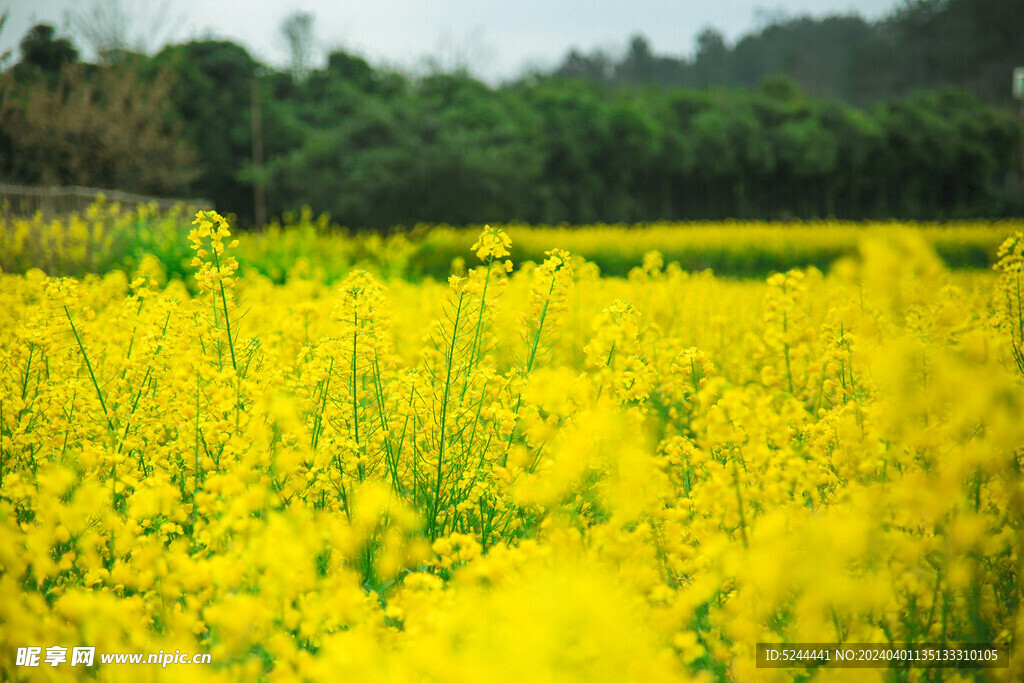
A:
[732, 458, 749, 549]
[502, 275, 558, 461]
[464, 259, 493, 384]
[525, 276, 557, 376]
[20, 343, 34, 406]
[311, 358, 333, 451]
[64, 305, 114, 432]
[431, 291, 466, 540]
[211, 248, 238, 371]
[0, 400, 5, 488]
[595, 340, 617, 401]
[372, 356, 400, 493]
[122, 297, 145, 369]
[351, 307, 363, 482]
[191, 371, 202, 549]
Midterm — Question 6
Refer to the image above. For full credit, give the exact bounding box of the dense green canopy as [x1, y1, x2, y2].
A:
[1, 0, 1021, 227]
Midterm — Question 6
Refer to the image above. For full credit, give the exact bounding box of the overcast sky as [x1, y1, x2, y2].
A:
[2, 0, 900, 81]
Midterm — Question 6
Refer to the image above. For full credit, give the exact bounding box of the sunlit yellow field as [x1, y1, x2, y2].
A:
[1, 211, 1023, 681]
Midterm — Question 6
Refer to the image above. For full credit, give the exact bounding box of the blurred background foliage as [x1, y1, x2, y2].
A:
[0, 0, 1022, 229]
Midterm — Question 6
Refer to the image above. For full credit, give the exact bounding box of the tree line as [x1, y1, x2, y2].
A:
[555, 0, 1022, 108]
[0, 1, 1021, 229]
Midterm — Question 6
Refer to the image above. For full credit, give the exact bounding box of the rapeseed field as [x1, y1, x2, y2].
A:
[1, 208, 1022, 681]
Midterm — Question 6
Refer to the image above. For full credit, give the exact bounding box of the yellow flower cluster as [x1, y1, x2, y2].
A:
[189, 210, 240, 290]
[470, 224, 513, 272]
[0, 216, 1022, 681]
